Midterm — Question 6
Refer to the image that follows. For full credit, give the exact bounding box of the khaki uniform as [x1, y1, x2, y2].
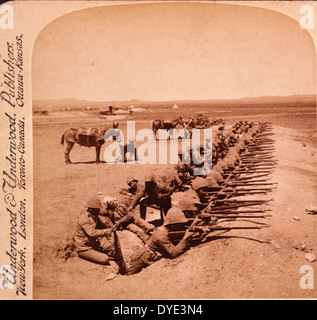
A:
[75, 209, 114, 264]
[129, 182, 172, 220]
[127, 226, 190, 275]
[103, 205, 154, 243]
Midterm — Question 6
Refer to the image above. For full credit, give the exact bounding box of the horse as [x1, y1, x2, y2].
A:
[152, 116, 184, 139]
[60, 122, 119, 164]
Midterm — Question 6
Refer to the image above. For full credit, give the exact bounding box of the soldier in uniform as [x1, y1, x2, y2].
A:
[127, 175, 172, 220]
[224, 156, 236, 170]
[183, 177, 210, 204]
[226, 147, 241, 162]
[187, 116, 196, 128]
[75, 195, 115, 265]
[206, 168, 224, 186]
[228, 128, 239, 147]
[119, 176, 139, 197]
[173, 162, 194, 187]
[102, 196, 154, 244]
[126, 207, 196, 275]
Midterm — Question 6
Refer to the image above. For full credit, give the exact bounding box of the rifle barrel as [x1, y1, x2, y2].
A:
[189, 214, 270, 220]
[235, 174, 272, 180]
[168, 226, 264, 240]
[235, 187, 275, 191]
[208, 210, 266, 215]
[215, 199, 270, 203]
[228, 182, 276, 186]
[211, 203, 267, 210]
[234, 170, 273, 174]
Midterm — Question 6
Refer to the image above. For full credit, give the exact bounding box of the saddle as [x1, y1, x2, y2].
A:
[162, 120, 173, 130]
[76, 127, 99, 147]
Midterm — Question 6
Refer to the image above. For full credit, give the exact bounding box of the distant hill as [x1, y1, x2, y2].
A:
[237, 95, 316, 104]
[33, 94, 316, 110]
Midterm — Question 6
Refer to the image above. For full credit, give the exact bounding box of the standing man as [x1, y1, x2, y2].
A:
[127, 175, 172, 220]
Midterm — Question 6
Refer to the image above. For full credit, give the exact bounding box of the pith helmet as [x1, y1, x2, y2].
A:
[213, 164, 224, 174]
[192, 177, 209, 191]
[163, 207, 188, 226]
[205, 176, 220, 188]
[208, 170, 224, 182]
[227, 149, 239, 157]
[86, 195, 103, 209]
[217, 160, 228, 170]
[225, 157, 235, 169]
[126, 176, 138, 185]
[178, 198, 201, 211]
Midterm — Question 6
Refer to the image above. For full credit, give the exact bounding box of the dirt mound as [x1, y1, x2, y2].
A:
[35, 236, 77, 264]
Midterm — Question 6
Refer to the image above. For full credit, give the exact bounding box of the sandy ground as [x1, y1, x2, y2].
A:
[33, 111, 317, 300]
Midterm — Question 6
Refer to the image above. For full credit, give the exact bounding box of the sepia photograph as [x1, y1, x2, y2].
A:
[0, 1, 316, 302]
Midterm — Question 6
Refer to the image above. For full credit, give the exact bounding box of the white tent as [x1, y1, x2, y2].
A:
[172, 104, 179, 109]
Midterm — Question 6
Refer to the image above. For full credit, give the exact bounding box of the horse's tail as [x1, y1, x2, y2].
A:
[60, 133, 65, 145]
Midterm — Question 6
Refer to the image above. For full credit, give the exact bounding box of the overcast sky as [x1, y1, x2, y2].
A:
[32, 2, 316, 101]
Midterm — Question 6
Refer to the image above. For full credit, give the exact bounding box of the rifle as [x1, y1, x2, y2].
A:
[188, 213, 271, 220]
[248, 142, 275, 147]
[244, 150, 275, 155]
[227, 190, 271, 196]
[242, 150, 275, 155]
[234, 187, 275, 191]
[239, 162, 277, 166]
[207, 209, 268, 214]
[248, 139, 275, 143]
[233, 170, 273, 174]
[249, 138, 275, 142]
[207, 191, 269, 199]
[227, 181, 277, 186]
[168, 225, 265, 241]
[110, 213, 127, 275]
[206, 214, 270, 219]
[214, 198, 272, 203]
[206, 188, 273, 198]
[235, 169, 275, 175]
[235, 162, 274, 168]
[233, 174, 272, 180]
[247, 146, 275, 150]
[239, 163, 276, 168]
[242, 151, 275, 155]
[221, 186, 276, 192]
[209, 202, 269, 210]
[241, 157, 275, 161]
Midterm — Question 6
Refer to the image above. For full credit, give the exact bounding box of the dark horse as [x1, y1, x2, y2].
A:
[152, 116, 184, 139]
[60, 123, 119, 164]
